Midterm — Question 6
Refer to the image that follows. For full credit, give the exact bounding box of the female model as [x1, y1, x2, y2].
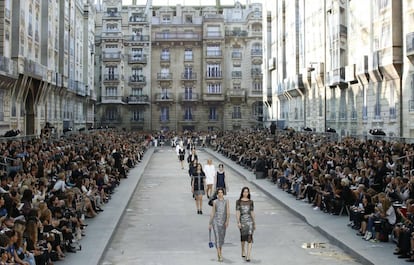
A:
[215, 164, 227, 195]
[192, 163, 206, 214]
[236, 187, 256, 262]
[208, 188, 230, 262]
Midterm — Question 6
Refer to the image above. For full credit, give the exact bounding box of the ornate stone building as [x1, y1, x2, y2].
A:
[95, 0, 263, 131]
[0, 0, 96, 136]
[263, 0, 414, 139]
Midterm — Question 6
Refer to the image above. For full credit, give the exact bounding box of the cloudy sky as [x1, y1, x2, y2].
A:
[119, 0, 261, 5]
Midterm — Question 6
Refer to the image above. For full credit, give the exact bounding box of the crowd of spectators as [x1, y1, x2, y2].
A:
[0, 130, 149, 265]
[211, 128, 414, 262]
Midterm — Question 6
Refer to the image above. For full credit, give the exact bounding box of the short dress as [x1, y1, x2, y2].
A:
[236, 199, 254, 242]
[212, 199, 228, 248]
[193, 172, 206, 196]
[216, 171, 226, 194]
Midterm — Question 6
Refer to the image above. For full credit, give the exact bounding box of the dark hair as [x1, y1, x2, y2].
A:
[239, 187, 251, 200]
[216, 187, 225, 194]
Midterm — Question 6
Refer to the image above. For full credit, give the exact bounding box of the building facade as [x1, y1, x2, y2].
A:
[263, 0, 414, 138]
[95, 0, 263, 132]
[0, 0, 96, 136]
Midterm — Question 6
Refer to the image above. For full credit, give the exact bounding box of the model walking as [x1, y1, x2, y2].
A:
[204, 159, 216, 198]
[209, 188, 230, 262]
[236, 186, 256, 262]
[215, 164, 227, 195]
[192, 163, 206, 214]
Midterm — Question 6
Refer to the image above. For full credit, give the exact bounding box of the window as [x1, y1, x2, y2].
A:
[207, 25, 220, 37]
[232, 106, 241, 119]
[105, 108, 118, 120]
[184, 67, 193, 79]
[207, 83, 221, 94]
[184, 86, 193, 99]
[209, 107, 217, 120]
[184, 48, 193, 61]
[132, 67, 143, 80]
[184, 107, 193, 120]
[105, 66, 117, 80]
[206, 44, 221, 57]
[160, 107, 169, 121]
[161, 48, 170, 60]
[132, 88, 143, 97]
[252, 81, 262, 91]
[206, 63, 221, 77]
[132, 109, 143, 121]
[362, 86, 368, 120]
[161, 87, 169, 99]
[160, 67, 170, 78]
[105, 87, 117, 96]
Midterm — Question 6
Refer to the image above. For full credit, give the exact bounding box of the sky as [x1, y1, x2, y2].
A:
[119, 0, 262, 6]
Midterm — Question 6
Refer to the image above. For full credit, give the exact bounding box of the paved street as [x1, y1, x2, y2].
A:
[100, 147, 361, 265]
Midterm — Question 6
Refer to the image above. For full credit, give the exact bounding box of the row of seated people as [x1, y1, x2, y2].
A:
[212, 128, 414, 263]
[0, 130, 149, 264]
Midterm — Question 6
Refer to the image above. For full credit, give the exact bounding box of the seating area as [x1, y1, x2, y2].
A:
[211, 129, 414, 262]
[0, 130, 150, 265]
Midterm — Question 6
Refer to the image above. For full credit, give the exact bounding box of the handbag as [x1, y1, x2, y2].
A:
[208, 228, 214, 248]
[208, 191, 218, 206]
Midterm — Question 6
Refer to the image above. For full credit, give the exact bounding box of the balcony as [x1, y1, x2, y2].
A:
[203, 92, 225, 102]
[227, 89, 245, 103]
[128, 54, 147, 64]
[103, 74, 120, 83]
[102, 51, 121, 62]
[74, 81, 86, 96]
[157, 73, 172, 81]
[407, 32, 414, 59]
[225, 30, 248, 37]
[0, 55, 17, 77]
[100, 96, 123, 104]
[128, 75, 146, 86]
[204, 31, 223, 39]
[154, 92, 174, 103]
[124, 95, 149, 104]
[179, 92, 199, 102]
[101, 31, 122, 39]
[129, 15, 147, 23]
[24, 59, 46, 79]
[327, 67, 346, 87]
[153, 32, 201, 41]
[124, 35, 150, 43]
[205, 71, 222, 79]
[103, 11, 121, 19]
[181, 73, 197, 81]
[206, 50, 223, 58]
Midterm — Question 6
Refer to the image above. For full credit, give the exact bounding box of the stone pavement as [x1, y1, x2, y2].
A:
[204, 148, 404, 265]
[58, 146, 405, 265]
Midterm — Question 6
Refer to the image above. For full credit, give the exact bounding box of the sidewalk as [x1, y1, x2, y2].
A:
[204, 148, 404, 265]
